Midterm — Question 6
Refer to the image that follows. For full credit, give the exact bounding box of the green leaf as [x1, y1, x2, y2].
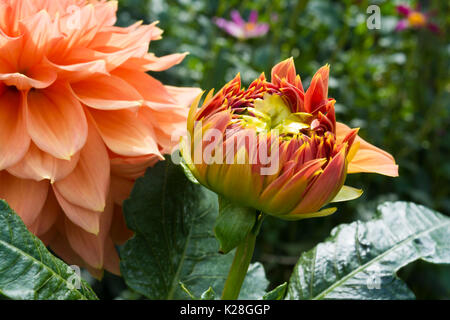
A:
[0, 200, 97, 300]
[120, 159, 268, 299]
[263, 282, 287, 300]
[286, 201, 450, 300]
[238, 262, 270, 300]
[214, 196, 257, 254]
[200, 287, 216, 300]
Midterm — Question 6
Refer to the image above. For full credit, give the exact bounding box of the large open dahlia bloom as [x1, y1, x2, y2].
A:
[0, 0, 200, 276]
[182, 58, 398, 220]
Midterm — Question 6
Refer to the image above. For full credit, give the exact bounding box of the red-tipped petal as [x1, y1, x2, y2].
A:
[271, 57, 297, 85]
[291, 147, 346, 214]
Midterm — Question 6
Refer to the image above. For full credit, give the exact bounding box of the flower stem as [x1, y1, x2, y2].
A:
[221, 212, 264, 300]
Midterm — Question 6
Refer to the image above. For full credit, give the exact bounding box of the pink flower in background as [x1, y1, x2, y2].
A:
[395, 4, 440, 33]
[214, 10, 269, 39]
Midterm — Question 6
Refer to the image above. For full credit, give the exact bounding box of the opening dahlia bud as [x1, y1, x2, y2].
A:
[181, 58, 398, 220]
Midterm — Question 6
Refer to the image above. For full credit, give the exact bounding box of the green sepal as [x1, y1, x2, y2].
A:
[213, 196, 258, 254]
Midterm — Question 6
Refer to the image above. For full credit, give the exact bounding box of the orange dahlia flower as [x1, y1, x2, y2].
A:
[0, 0, 200, 277]
[182, 58, 398, 220]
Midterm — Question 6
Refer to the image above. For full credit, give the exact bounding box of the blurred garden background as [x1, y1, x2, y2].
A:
[93, 0, 449, 298]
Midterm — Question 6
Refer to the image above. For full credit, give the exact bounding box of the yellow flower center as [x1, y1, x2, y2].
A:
[240, 93, 312, 135]
[408, 12, 427, 27]
[244, 23, 256, 31]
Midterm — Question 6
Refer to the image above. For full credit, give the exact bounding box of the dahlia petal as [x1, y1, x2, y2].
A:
[53, 188, 100, 234]
[139, 105, 188, 153]
[110, 153, 160, 180]
[63, 195, 114, 269]
[110, 205, 133, 245]
[90, 24, 154, 49]
[291, 147, 346, 214]
[164, 85, 203, 106]
[140, 52, 188, 72]
[0, 30, 22, 70]
[103, 237, 121, 275]
[0, 64, 57, 90]
[7, 143, 80, 182]
[0, 171, 49, 226]
[45, 57, 109, 82]
[64, 217, 104, 268]
[336, 122, 398, 177]
[110, 175, 134, 206]
[53, 117, 110, 213]
[29, 189, 60, 237]
[89, 108, 162, 157]
[268, 159, 326, 214]
[0, 89, 30, 170]
[71, 74, 143, 110]
[304, 65, 329, 114]
[47, 224, 86, 267]
[271, 57, 296, 84]
[19, 10, 55, 70]
[112, 67, 175, 104]
[25, 82, 88, 160]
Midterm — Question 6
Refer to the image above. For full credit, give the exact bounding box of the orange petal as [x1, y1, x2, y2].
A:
[110, 153, 161, 179]
[0, 171, 49, 226]
[53, 187, 100, 234]
[164, 85, 203, 106]
[110, 175, 134, 206]
[45, 56, 109, 83]
[138, 105, 187, 154]
[336, 122, 398, 177]
[29, 188, 60, 237]
[89, 108, 162, 157]
[140, 52, 188, 72]
[304, 65, 329, 114]
[0, 88, 30, 170]
[271, 57, 296, 84]
[0, 64, 57, 90]
[47, 224, 85, 267]
[7, 143, 80, 183]
[25, 82, 88, 160]
[103, 236, 121, 276]
[63, 196, 114, 269]
[71, 74, 143, 110]
[19, 10, 55, 70]
[53, 117, 110, 213]
[111, 67, 175, 104]
[110, 205, 133, 245]
[64, 217, 104, 269]
[291, 147, 346, 214]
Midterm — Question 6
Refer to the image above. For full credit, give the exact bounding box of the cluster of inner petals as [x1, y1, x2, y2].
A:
[0, 0, 200, 276]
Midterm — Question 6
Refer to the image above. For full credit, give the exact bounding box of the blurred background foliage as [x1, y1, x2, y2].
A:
[94, 0, 449, 298]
